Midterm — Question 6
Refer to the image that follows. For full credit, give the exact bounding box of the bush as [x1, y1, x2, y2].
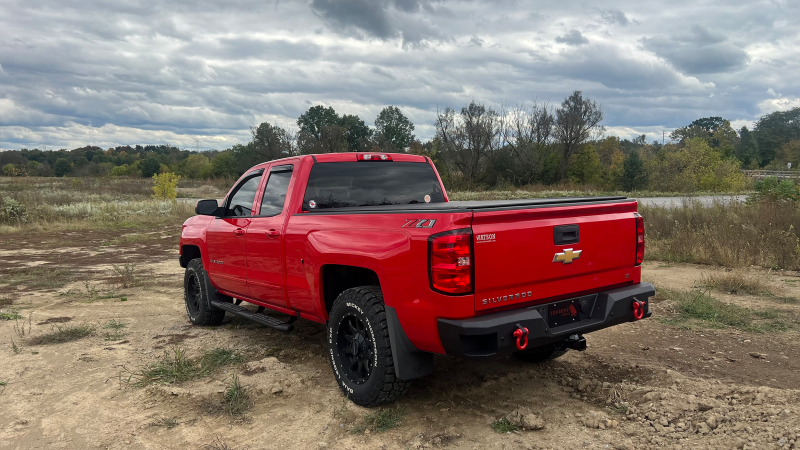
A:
[748, 177, 800, 203]
[1, 197, 29, 224]
[647, 138, 747, 192]
[152, 172, 181, 200]
[2, 164, 23, 177]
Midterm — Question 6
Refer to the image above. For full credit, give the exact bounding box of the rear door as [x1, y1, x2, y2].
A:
[246, 163, 297, 306]
[471, 200, 638, 311]
[205, 169, 264, 295]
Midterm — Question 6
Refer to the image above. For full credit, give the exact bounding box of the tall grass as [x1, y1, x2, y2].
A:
[0, 176, 195, 231]
[641, 199, 800, 270]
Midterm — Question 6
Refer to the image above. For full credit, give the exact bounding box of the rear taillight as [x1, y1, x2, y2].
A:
[357, 153, 392, 161]
[428, 229, 473, 295]
[634, 212, 645, 266]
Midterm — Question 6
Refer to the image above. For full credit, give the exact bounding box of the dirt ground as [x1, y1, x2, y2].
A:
[1, 229, 799, 450]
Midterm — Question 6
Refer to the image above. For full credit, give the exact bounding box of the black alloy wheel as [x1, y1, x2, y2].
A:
[337, 313, 375, 384]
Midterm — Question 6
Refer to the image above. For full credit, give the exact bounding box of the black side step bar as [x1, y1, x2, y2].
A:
[210, 300, 296, 332]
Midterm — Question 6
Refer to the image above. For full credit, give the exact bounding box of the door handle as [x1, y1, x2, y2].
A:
[233, 228, 245, 237]
[265, 229, 281, 238]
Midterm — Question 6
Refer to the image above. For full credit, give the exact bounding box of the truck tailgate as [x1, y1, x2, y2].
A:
[472, 200, 639, 312]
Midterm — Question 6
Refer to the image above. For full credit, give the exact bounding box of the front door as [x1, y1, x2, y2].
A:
[246, 163, 296, 306]
[205, 170, 264, 295]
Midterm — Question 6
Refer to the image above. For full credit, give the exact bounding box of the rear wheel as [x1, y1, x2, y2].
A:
[184, 258, 226, 326]
[514, 346, 569, 363]
[327, 286, 411, 406]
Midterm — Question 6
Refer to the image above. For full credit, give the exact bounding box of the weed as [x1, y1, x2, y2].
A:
[661, 288, 795, 332]
[103, 319, 127, 341]
[14, 314, 32, 339]
[0, 295, 13, 306]
[700, 270, 772, 295]
[641, 200, 800, 271]
[124, 347, 243, 387]
[0, 381, 6, 393]
[222, 374, 252, 416]
[203, 436, 242, 450]
[112, 263, 139, 288]
[11, 339, 21, 354]
[352, 408, 404, 434]
[770, 296, 799, 304]
[28, 323, 96, 345]
[1, 311, 22, 320]
[611, 404, 629, 414]
[149, 417, 178, 429]
[120, 297, 128, 302]
[83, 281, 98, 299]
[491, 417, 519, 433]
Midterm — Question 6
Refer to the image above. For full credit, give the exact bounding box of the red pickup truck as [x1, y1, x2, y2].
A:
[179, 152, 654, 406]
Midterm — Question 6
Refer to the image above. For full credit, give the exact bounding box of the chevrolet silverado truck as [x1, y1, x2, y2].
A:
[179, 152, 654, 406]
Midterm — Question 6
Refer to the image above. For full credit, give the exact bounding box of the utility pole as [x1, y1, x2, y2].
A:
[662, 131, 665, 146]
[194, 138, 199, 153]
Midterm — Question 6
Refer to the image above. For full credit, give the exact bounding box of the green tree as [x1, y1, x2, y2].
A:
[568, 144, 602, 185]
[753, 107, 800, 165]
[711, 120, 739, 158]
[621, 150, 647, 191]
[689, 116, 725, 134]
[339, 114, 372, 151]
[297, 106, 340, 141]
[375, 106, 415, 151]
[211, 150, 239, 178]
[181, 154, 213, 179]
[736, 126, 760, 167]
[140, 157, 161, 178]
[54, 158, 72, 177]
[648, 138, 746, 192]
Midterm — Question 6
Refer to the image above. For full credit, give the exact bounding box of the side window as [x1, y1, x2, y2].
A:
[225, 172, 263, 217]
[259, 166, 293, 216]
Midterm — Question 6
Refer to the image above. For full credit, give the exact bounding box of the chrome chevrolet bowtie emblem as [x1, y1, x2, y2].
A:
[553, 248, 582, 264]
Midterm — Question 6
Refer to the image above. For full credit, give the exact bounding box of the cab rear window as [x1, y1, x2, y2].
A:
[302, 162, 445, 210]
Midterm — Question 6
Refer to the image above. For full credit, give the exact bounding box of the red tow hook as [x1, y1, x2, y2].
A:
[632, 299, 645, 320]
[513, 324, 529, 350]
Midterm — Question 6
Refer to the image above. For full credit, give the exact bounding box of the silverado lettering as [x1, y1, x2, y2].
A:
[178, 152, 655, 407]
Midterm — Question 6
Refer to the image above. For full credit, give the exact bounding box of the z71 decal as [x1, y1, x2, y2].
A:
[402, 219, 437, 228]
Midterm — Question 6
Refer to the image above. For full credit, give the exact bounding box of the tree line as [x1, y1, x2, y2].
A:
[2, 94, 798, 193]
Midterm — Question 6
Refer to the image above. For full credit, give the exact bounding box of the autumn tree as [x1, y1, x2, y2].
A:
[554, 91, 604, 180]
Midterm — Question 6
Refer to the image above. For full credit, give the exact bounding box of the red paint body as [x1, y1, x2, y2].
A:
[179, 153, 643, 355]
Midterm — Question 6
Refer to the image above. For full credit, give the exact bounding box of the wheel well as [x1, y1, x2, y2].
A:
[322, 265, 380, 315]
[180, 245, 201, 267]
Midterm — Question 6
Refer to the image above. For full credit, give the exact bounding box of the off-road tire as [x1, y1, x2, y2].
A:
[514, 347, 569, 363]
[327, 286, 411, 407]
[184, 258, 226, 326]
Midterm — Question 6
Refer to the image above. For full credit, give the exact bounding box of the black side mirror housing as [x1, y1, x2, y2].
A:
[195, 199, 220, 216]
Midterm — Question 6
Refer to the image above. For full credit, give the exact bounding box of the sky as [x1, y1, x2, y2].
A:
[1, 0, 799, 151]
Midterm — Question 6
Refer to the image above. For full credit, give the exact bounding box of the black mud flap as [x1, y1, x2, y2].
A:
[385, 306, 433, 381]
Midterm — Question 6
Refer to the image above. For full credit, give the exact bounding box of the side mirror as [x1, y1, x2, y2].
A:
[195, 199, 220, 216]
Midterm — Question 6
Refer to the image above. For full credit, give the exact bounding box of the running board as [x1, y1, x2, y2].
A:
[210, 300, 295, 332]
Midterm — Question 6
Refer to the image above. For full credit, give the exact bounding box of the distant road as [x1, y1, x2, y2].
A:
[636, 195, 748, 208]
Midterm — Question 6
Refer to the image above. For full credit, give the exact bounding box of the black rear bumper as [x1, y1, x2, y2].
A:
[438, 282, 655, 357]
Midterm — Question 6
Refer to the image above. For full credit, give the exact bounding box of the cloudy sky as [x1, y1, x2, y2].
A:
[1, 0, 798, 151]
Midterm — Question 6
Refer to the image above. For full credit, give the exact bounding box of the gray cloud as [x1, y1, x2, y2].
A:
[598, 8, 630, 26]
[0, 0, 798, 150]
[555, 30, 589, 46]
[642, 25, 750, 74]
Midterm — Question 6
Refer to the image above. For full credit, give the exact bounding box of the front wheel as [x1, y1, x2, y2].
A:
[327, 286, 411, 407]
[184, 258, 226, 326]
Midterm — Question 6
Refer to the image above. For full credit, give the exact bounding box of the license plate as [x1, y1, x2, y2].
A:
[547, 299, 582, 328]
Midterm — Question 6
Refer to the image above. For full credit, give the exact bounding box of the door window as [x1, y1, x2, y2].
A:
[258, 165, 293, 216]
[224, 171, 263, 217]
